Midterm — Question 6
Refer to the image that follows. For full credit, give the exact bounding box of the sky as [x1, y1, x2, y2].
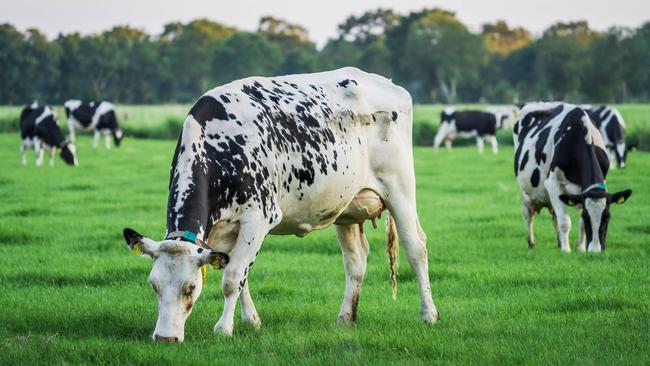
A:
[1, 0, 649, 46]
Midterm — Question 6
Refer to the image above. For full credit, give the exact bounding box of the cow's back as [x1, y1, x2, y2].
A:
[168, 67, 413, 237]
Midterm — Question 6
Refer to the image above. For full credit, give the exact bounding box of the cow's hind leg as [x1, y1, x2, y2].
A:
[239, 281, 261, 328]
[335, 223, 369, 323]
[384, 194, 438, 323]
[522, 205, 535, 248]
[214, 210, 279, 336]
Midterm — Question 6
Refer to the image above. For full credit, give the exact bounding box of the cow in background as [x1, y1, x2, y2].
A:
[64, 100, 123, 149]
[20, 102, 77, 166]
[582, 105, 630, 168]
[513, 102, 631, 253]
[433, 108, 506, 154]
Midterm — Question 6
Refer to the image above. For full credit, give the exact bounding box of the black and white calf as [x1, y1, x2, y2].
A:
[20, 102, 77, 166]
[513, 102, 631, 253]
[121, 67, 438, 342]
[64, 100, 123, 148]
[433, 108, 507, 154]
[582, 105, 629, 168]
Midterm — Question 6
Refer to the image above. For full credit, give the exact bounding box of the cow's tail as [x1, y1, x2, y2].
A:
[386, 212, 399, 300]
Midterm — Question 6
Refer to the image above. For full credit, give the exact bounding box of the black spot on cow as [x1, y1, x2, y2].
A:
[220, 95, 231, 103]
[189, 96, 229, 127]
[337, 79, 358, 88]
[531, 169, 540, 187]
[391, 111, 398, 121]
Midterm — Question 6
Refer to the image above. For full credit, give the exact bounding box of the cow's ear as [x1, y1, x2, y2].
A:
[198, 249, 229, 269]
[609, 189, 632, 205]
[123, 228, 157, 257]
[559, 194, 582, 206]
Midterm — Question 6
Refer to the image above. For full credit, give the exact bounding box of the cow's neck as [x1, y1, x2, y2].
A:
[574, 145, 607, 191]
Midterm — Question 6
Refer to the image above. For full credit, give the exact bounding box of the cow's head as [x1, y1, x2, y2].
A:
[113, 129, 124, 147]
[122, 228, 229, 342]
[560, 188, 632, 252]
[60, 143, 78, 166]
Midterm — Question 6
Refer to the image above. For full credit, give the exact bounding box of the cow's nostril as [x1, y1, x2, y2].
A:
[155, 335, 179, 343]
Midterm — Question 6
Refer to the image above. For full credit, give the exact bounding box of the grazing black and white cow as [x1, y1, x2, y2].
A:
[20, 102, 77, 166]
[582, 105, 629, 168]
[433, 108, 506, 154]
[64, 100, 123, 148]
[121, 67, 438, 342]
[513, 102, 631, 253]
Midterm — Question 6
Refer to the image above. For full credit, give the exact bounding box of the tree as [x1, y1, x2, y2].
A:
[398, 9, 484, 102]
[160, 19, 236, 101]
[535, 21, 596, 100]
[337, 8, 399, 45]
[258, 17, 319, 75]
[213, 32, 284, 84]
[482, 21, 531, 55]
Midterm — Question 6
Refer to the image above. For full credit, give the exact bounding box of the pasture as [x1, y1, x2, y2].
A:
[0, 128, 648, 365]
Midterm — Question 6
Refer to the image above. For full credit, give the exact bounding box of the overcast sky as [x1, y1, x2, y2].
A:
[2, 0, 649, 46]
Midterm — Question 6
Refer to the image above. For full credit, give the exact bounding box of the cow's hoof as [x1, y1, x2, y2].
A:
[576, 245, 586, 252]
[422, 311, 439, 324]
[242, 315, 261, 329]
[337, 315, 356, 325]
[560, 247, 571, 253]
[214, 323, 233, 337]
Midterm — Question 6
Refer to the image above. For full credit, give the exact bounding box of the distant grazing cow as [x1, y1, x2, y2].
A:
[64, 100, 123, 148]
[513, 102, 631, 253]
[433, 108, 506, 154]
[121, 67, 438, 342]
[20, 102, 77, 166]
[582, 105, 629, 168]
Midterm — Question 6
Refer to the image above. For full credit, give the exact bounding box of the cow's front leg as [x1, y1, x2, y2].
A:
[214, 211, 278, 336]
[577, 215, 587, 252]
[20, 142, 27, 165]
[546, 179, 572, 252]
[93, 130, 100, 148]
[104, 131, 111, 149]
[239, 281, 261, 328]
[49, 148, 55, 166]
[335, 223, 369, 323]
[476, 136, 485, 154]
[68, 121, 76, 143]
[488, 135, 498, 154]
[34, 140, 43, 166]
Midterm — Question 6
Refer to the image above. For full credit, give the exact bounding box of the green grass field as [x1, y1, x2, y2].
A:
[2, 104, 650, 148]
[0, 132, 648, 365]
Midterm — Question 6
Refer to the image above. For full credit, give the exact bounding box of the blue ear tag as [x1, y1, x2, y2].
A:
[597, 183, 607, 190]
[183, 231, 197, 244]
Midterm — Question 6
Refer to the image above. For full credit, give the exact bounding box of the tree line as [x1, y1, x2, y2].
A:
[1, 8, 649, 105]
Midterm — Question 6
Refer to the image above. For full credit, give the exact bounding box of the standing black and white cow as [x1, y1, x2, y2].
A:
[20, 102, 77, 166]
[582, 105, 629, 168]
[513, 102, 631, 253]
[433, 108, 507, 154]
[121, 67, 438, 342]
[64, 100, 123, 148]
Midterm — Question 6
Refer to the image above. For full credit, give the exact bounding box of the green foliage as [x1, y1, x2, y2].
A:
[0, 134, 648, 364]
[2, 15, 650, 104]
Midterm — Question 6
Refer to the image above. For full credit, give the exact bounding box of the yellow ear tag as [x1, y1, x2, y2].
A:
[617, 197, 625, 204]
[132, 242, 144, 255]
[201, 265, 207, 286]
